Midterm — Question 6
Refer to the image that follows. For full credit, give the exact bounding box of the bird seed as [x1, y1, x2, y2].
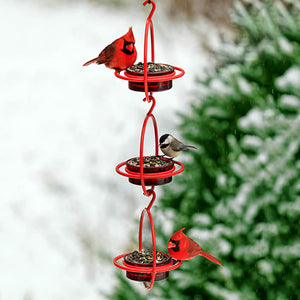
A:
[127, 62, 174, 73]
[126, 250, 166, 264]
[127, 156, 169, 168]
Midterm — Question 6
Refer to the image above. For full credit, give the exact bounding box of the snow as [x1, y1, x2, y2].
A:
[238, 108, 265, 132]
[272, 243, 300, 262]
[276, 66, 300, 90]
[209, 78, 233, 95]
[278, 94, 300, 110]
[279, 198, 300, 218]
[278, 37, 293, 54]
[204, 107, 229, 119]
[257, 152, 268, 165]
[254, 223, 278, 237]
[217, 239, 231, 255]
[237, 77, 252, 94]
[204, 283, 240, 300]
[257, 260, 272, 275]
[241, 135, 263, 151]
[0, 0, 218, 298]
[189, 228, 211, 241]
[217, 173, 227, 187]
[235, 239, 269, 260]
[192, 213, 211, 226]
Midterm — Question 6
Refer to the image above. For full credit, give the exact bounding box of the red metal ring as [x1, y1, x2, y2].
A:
[116, 160, 184, 179]
[115, 66, 185, 82]
[113, 253, 182, 272]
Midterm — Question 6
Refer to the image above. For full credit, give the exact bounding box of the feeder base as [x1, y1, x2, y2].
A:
[128, 80, 172, 92]
[129, 177, 172, 186]
[126, 271, 169, 282]
[126, 156, 174, 186]
[124, 251, 171, 282]
[126, 62, 174, 92]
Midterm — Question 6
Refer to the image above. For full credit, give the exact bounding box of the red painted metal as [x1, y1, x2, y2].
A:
[124, 251, 172, 282]
[113, 0, 185, 289]
[114, 66, 185, 92]
[113, 253, 182, 272]
[142, 0, 155, 103]
[116, 160, 184, 181]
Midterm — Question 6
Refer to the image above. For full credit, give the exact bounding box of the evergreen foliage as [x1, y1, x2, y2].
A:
[108, 1, 300, 299]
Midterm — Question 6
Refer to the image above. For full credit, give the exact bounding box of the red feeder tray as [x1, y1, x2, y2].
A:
[113, 252, 182, 283]
[124, 250, 171, 282]
[115, 65, 184, 93]
[126, 63, 174, 92]
[116, 156, 184, 186]
[126, 155, 174, 186]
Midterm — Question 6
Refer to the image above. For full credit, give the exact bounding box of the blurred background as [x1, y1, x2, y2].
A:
[2, 0, 299, 299]
[0, 0, 231, 299]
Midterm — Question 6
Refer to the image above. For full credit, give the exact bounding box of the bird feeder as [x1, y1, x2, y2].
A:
[113, 0, 184, 290]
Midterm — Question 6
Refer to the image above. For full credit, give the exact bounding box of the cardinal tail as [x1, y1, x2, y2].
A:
[200, 251, 222, 266]
[83, 57, 98, 66]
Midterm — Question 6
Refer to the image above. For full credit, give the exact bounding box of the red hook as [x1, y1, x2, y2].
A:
[142, 0, 156, 103]
[138, 189, 157, 289]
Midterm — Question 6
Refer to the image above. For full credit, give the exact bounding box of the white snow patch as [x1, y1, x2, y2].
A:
[204, 283, 240, 300]
[237, 77, 252, 94]
[254, 223, 278, 236]
[241, 135, 263, 151]
[217, 173, 227, 187]
[272, 243, 300, 261]
[279, 94, 300, 110]
[209, 78, 234, 95]
[278, 198, 300, 217]
[218, 239, 231, 254]
[276, 66, 300, 90]
[235, 239, 269, 259]
[238, 108, 265, 132]
[257, 260, 272, 274]
[245, 202, 260, 223]
[278, 36, 294, 54]
[257, 152, 268, 164]
[219, 265, 232, 279]
[189, 228, 211, 241]
[192, 213, 211, 226]
[229, 183, 251, 214]
[204, 107, 229, 119]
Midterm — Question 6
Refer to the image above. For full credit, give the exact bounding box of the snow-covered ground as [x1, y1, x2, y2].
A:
[0, 0, 219, 299]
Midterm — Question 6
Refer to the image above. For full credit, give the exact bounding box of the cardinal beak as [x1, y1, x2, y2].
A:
[127, 43, 134, 52]
[167, 241, 176, 249]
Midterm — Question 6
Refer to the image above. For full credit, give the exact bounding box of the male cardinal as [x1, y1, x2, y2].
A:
[168, 228, 222, 266]
[159, 134, 197, 158]
[83, 27, 137, 71]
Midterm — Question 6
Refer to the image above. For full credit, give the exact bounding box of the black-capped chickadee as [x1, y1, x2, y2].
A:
[159, 134, 197, 158]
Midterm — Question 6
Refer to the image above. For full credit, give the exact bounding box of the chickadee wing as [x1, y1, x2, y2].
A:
[175, 143, 197, 152]
[172, 140, 188, 151]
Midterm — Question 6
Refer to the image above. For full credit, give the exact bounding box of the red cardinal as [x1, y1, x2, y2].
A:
[83, 27, 137, 71]
[168, 228, 222, 266]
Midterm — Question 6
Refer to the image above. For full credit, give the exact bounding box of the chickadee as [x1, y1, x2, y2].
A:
[159, 134, 197, 158]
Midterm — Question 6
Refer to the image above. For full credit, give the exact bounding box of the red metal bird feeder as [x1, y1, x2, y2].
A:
[113, 0, 184, 289]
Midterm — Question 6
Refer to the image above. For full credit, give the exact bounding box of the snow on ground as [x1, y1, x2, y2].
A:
[0, 0, 218, 299]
